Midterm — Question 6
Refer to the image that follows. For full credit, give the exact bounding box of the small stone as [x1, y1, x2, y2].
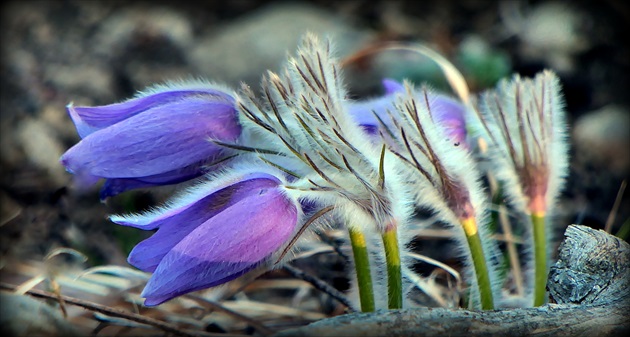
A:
[573, 105, 630, 176]
[17, 118, 68, 186]
[190, 2, 372, 87]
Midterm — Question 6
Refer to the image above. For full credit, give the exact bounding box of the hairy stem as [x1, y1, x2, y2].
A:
[462, 217, 494, 310]
[381, 227, 402, 309]
[348, 227, 375, 312]
[532, 213, 548, 306]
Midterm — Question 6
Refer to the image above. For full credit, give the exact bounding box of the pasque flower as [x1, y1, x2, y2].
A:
[237, 34, 416, 310]
[60, 81, 242, 199]
[474, 71, 568, 220]
[380, 82, 502, 310]
[57, 31, 575, 315]
[472, 70, 569, 307]
[109, 167, 300, 306]
[347, 79, 468, 147]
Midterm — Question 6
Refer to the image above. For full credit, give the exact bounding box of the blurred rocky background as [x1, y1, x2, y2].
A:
[0, 0, 629, 334]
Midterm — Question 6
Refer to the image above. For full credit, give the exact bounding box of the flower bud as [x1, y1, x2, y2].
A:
[60, 81, 241, 198]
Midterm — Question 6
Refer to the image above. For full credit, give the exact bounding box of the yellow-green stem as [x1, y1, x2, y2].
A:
[462, 217, 494, 310]
[532, 213, 547, 306]
[615, 218, 630, 240]
[348, 227, 375, 312]
[381, 228, 402, 309]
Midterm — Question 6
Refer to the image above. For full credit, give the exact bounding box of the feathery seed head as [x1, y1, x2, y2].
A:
[236, 33, 414, 234]
[473, 70, 569, 216]
[384, 82, 486, 226]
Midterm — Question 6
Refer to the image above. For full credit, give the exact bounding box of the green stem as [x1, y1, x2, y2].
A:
[615, 218, 630, 241]
[348, 227, 375, 312]
[381, 227, 402, 309]
[532, 213, 547, 307]
[462, 217, 494, 310]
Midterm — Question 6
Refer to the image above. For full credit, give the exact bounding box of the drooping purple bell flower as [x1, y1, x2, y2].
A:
[347, 79, 468, 147]
[60, 81, 242, 199]
[110, 169, 300, 306]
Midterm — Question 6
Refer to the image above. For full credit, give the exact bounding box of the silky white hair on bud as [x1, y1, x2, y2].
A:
[473, 70, 569, 215]
[108, 157, 297, 228]
[380, 83, 504, 309]
[236, 33, 415, 233]
[234, 33, 419, 310]
[135, 78, 237, 104]
[471, 70, 570, 303]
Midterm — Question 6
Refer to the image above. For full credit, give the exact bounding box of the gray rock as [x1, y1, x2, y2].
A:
[94, 6, 194, 57]
[44, 64, 114, 100]
[16, 117, 68, 186]
[0, 292, 80, 336]
[573, 105, 630, 176]
[190, 2, 373, 88]
[92, 5, 196, 90]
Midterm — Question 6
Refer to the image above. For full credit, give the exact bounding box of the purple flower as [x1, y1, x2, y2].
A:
[110, 170, 300, 306]
[60, 82, 242, 199]
[346, 79, 404, 135]
[429, 95, 468, 147]
[347, 79, 468, 146]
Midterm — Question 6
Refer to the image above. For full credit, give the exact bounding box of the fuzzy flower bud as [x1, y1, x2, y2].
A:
[472, 70, 569, 307]
[474, 70, 569, 217]
[60, 81, 241, 199]
[110, 167, 300, 306]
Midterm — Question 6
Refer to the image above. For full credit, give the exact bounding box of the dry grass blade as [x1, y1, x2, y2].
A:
[341, 41, 471, 105]
[44, 247, 88, 263]
[406, 252, 461, 283]
[0, 282, 228, 337]
[222, 299, 329, 321]
[403, 266, 452, 308]
[283, 264, 356, 313]
[184, 294, 276, 336]
[76, 265, 150, 282]
[605, 179, 627, 233]
[498, 204, 524, 296]
[13, 274, 46, 295]
[276, 206, 336, 264]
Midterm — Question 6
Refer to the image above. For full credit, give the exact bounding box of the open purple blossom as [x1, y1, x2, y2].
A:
[110, 168, 300, 306]
[60, 81, 242, 199]
[346, 79, 468, 147]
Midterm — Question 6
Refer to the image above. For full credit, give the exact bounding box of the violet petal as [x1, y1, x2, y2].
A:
[69, 89, 234, 138]
[111, 173, 282, 273]
[98, 158, 227, 199]
[100, 173, 204, 200]
[431, 96, 467, 145]
[141, 188, 298, 306]
[381, 78, 405, 94]
[111, 172, 281, 230]
[61, 99, 240, 180]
